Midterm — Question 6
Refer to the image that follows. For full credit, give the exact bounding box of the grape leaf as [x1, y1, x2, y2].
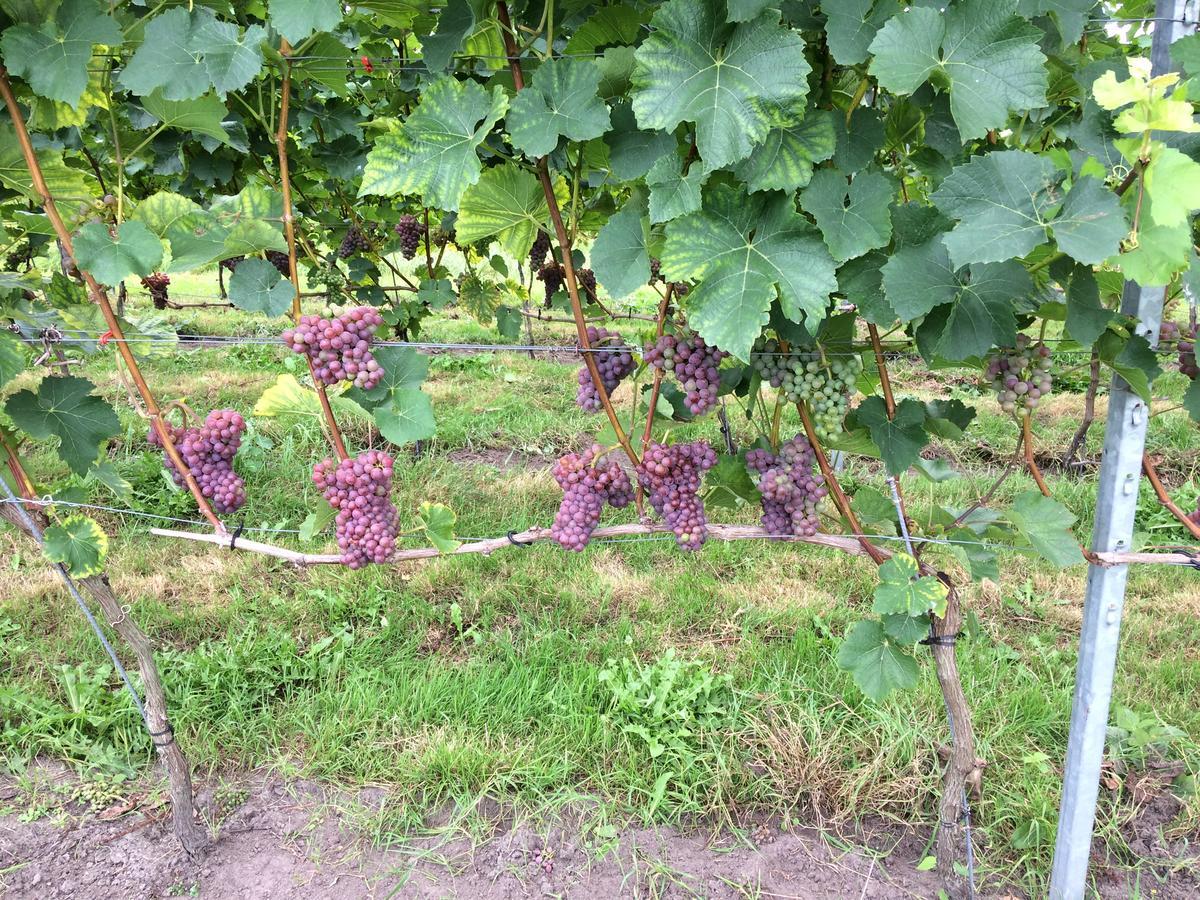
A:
[227, 259, 295, 317]
[837, 620, 920, 701]
[141, 92, 232, 143]
[254, 374, 371, 422]
[565, 6, 644, 54]
[373, 389, 436, 446]
[880, 232, 959, 321]
[269, 0, 342, 43]
[631, 0, 812, 169]
[0, 0, 121, 107]
[5, 376, 120, 475]
[195, 18, 267, 96]
[882, 613, 930, 645]
[838, 252, 894, 325]
[43, 515, 108, 577]
[418, 502, 461, 552]
[1144, 146, 1200, 230]
[1183, 378, 1200, 423]
[1064, 264, 1113, 346]
[733, 106, 836, 193]
[948, 527, 1001, 582]
[934, 261, 1028, 360]
[120, 8, 214, 100]
[855, 397, 929, 476]
[132, 192, 231, 272]
[1006, 492, 1084, 567]
[834, 109, 886, 174]
[1051, 175, 1128, 265]
[591, 192, 651, 300]
[799, 169, 894, 263]
[873, 553, 949, 618]
[606, 103, 677, 181]
[1097, 331, 1161, 402]
[73, 221, 164, 286]
[868, 0, 1048, 140]
[822, 0, 893, 66]
[1115, 211, 1193, 287]
[422, 0, 474, 71]
[359, 76, 508, 211]
[647, 154, 708, 224]
[508, 57, 612, 158]
[663, 183, 837, 361]
[358, 346, 429, 403]
[455, 163, 552, 259]
[1017, 0, 1097, 45]
[0, 330, 27, 389]
[707, 454, 760, 509]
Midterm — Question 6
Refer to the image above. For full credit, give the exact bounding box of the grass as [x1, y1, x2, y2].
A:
[1, 271, 1199, 896]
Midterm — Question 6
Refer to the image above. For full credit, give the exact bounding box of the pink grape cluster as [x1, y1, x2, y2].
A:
[282, 306, 384, 389]
[745, 436, 827, 538]
[637, 441, 718, 550]
[312, 450, 399, 568]
[537, 262, 564, 306]
[394, 214, 425, 260]
[644, 333, 728, 415]
[149, 409, 247, 514]
[141, 272, 170, 309]
[983, 335, 1053, 415]
[550, 445, 634, 551]
[576, 326, 636, 412]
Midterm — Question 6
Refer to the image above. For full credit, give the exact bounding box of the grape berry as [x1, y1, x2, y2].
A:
[148, 409, 246, 514]
[751, 339, 863, 442]
[983, 335, 1053, 415]
[637, 441, 718, 550]
[644, 333, 728, 416]
[550, 445, 634, 551]
[312, 450, 399, 568]
[141, 272, 170, 309]
[745, 437, 827, 538]
[576, 326, 636, 412]
[282, 306, 385, 389]
[394, 215, 425, 260]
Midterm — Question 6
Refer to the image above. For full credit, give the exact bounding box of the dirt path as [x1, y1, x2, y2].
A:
[0, 767, 944, 899]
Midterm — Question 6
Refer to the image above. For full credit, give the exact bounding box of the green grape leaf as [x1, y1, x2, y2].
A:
[196, 18, 267, 96]
[418, 501, 461, 553]
[254, 374, 371, 422]
[880, 232, 958, 321]
[727, 0, 774, 21]
[1097, 331, 1161, 402]
[934, 261, 1028, 360]
[868, 0, 1047, 141]
[132, 192, 231, 272]
[294, 33, 352, 96]
[455, 163, 551, 259]
[495, 305, 522, 339]
[1115, 212, 1193, 287]
[735, 106, 836, 193]
[631, 0, 812, 169]
[85, 459, 132, 502]
[834, 109, 886, 174]
[0, 330, 27, 389]
[227, 259, 295, 316]
[606, 103, 677, 180]
[1006, 491, 1084, 568]
[855, 397, 929, 476]
[141, 91, 232, 143]
[838, 252, 893, 325]
[822, 0, 892, 65]
[43, 515, 108, 577]
[373, 388, 436, 446]
[0, 0, 121, 107]
[873, 553, 949, 618]
[73, 221, 164, 286]
[591, 192, 651, 299]
[508, 57, 612, 158]
[565, 6, 644, 54]
[299, 501, 336, 542]
[707, 454, 760, 510]
[663, 183, 837, 360]
[1017, 0, 1097, 45]
[647, 153, 709, 223]
[1183, 378, 1200, 423]
[358, 346, 429, 403]
[1051, 175, 1128, 265]
[948, 526, 1001, 582]
[850, 485, 898, 534]
[359, 76, 508, 210]
[1144, 146, 1200, 230]
[422, 0, 474, 71]
[5, 376, 120, 475]
[0, 126, 96, 205]
[120, 8, 207, 100]
[1064, 264, 1113, 346]
[269, 0, 342, 43]
[881, 612, 930, 645]
[799, 169, 894, 263]
[837, 619, 920, 701]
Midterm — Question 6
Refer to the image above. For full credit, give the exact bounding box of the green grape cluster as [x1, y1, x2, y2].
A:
[311, 265, 347, 303]
[751, 339, 862, 441]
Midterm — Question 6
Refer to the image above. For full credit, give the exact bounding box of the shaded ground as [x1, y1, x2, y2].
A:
[0, 767, 943, 899]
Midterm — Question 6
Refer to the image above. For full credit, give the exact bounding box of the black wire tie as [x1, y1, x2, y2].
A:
[506, 530, 533, 547]
[920, 632, 963, 647]
[229, 521, 246, 550]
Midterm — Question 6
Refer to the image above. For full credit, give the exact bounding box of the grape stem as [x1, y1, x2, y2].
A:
[868, 323, 913, 535]
[1062, 349, 1100, 468]
[1021, 412, 1053, 498]
[1142, 452, 1200, 540]
[0, 66, 226, 533]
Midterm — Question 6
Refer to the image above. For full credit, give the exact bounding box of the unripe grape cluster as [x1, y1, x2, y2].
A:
[745, 436, 827, 538]
[265, 250, 291, 277]
[338, 226, 371, 259]
[751, 339, 863, 442]
[644, 333, 728, 416]
[310, 265, 346, 303]
[537, 262, 564, 306]
[149, 409, 247, 514]
[312, 450, 399, 568]
[550, 445, 634, 551]
[576, 326, 636, 412]
[529, 231, 550, 271]
[637, 441, 718, 550]
[394, 215, 425, 260]
[282, 306, 384, 389]
[141, 272, 170, 309]
[983, 335, 1053, 415]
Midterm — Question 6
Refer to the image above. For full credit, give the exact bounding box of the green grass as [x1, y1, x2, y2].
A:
[2, 276, 1199, 896]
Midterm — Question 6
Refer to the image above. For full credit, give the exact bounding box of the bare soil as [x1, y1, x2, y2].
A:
[0, 766, 944, 899]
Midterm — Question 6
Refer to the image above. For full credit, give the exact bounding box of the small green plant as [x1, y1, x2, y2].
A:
[1107, 705, 1186, 766]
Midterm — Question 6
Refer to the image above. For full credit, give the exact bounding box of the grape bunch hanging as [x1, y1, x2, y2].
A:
[745, 437, 827, 538]
[550, 444, 635, 551]
[537, 262, 564, 306]
[149, 409, 247, 514]
[751, 339, 863, 442]
[637, 441, 718, 550]
[529, 231, 550, 271]
[576, 326, 636, 412]
[982, 335, 1053, 415]
[394, 215, 426, 260]
[1163, 322, 1198, 378]
[312, 450, 399, 568]
[644, 333, 728, 416]
[265, 250, 291, 277]
[282, 306, 384, 389]
[141, 272, 170, 309]
[338, 226, 371, 259]
[219, 255, 244, 274]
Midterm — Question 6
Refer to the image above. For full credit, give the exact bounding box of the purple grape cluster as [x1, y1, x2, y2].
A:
[219, 255, 245, 274]
[338, 226, 371, 259]
[394, 215, 425, 260]
[644, 333, 728, 415]
[637, 441, 718, 550]
[745, 437, 827, 538]
[1180, 330, 1197, 379]
[649, 257, 662, 284]
[577, 267, 598, 304]
[149, 409, 246, 514]
[141, 272, 170, 309]
[576, 326, 636, 412]
[983, 335, 1053, 415]
[537, 263, 564, 306]
[282, 306, 384, 389]
[265, 250, 291, 277]
[529, 231, 550, 271]
[312, 450, 399, 569]
[550, 444, 634, 551]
